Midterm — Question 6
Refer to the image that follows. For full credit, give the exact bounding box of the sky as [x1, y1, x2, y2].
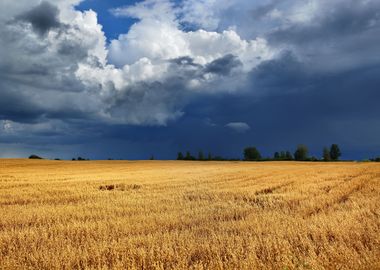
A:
[0, 0, 379, 160]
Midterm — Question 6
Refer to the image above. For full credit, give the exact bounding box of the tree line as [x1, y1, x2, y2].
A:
[176, 151, 240, 161]
[244, 144, 342, 161]
[25, 145, 379, 162]
[177, 144, 344, 162]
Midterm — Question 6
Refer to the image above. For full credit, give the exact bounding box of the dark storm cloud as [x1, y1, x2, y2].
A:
[99, 54, 245, 127]
[168, 54, 243, 81]
[267, 0, 380, 72]
[83, 45, 380, 160]
[270, 1, 380, 44]
[0, 88, 44, 123]
[0, 69, 101, 124]
[205, 54, 242, 76]
[202, 53, 380, 158]
[0, 2, 106, 128]
[0, 87, 94, 124]
[102, 53, 244, 126]
[125, 47, 378, 160]
[104, 79, 188, 126]
[250, 0, 281, 20]
[17, 1, 61, 35]
[169, 56, 202, 68]
[248, 52, 315, 96]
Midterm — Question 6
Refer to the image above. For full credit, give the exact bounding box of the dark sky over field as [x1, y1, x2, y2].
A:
[0, 0, 379, 160]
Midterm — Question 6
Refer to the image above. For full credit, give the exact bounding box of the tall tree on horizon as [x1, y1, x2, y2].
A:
[323, 147, 331, 161]
[177, 152, 184, 160]
[294, 145, 309, 161]
[185, 151, 195, 161]
[330, 144, 342, 161]
[244, 147, 262, 161]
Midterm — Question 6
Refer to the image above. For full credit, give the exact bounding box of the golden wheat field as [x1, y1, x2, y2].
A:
[0, 159, 379, 270]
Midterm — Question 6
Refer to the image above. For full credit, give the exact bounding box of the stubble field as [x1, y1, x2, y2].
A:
[0, 159, 379, 269]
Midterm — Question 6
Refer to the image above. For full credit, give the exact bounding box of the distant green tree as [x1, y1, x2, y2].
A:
[244, 147, 262, 161]
[294, 145, 309, 161]
[198, 151, 205, 161]
[185, 151, 195, 161]
[330, 144, 341, 161]
[274, 152, 280, 160]
[323, 147, 331, 161]
[150, 155, 155, 160]
[208, 152, 212, 161]
[177, 152, 184, 160]
[285, 151, 293, 160]
[280, 151, 286, 160]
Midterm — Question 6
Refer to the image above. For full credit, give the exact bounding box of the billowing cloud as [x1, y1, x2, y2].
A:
[16, 2, 61, 35]
[0, 2, 107, 124]
[77, 0, 276, 125]
[0, 0, 276, 129]
[108, 2, 273, 70]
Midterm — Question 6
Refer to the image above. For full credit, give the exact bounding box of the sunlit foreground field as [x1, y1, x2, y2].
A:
[1, 160, 379, 269]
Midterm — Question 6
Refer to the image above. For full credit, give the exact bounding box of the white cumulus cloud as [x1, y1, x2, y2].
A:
[225, 122, 251, 133]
